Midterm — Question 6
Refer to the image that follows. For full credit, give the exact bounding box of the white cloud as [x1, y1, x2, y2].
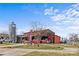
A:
[44, 3, 79, 37]
[45, 3, 79, 25]
[54, 9, 59, 13]
[65, 8, 79, 18]
[67, 26, 79, 34]
[68, 26, 79, 30]
[62, 20, 72, 23]
[72, 3, 79, 10]
[44, 3, 79, 22]
[44, 7, 59, 16]
[44, 7, 53, 15]
[72, 20, 79, 26]
[51, 14, 66, 21]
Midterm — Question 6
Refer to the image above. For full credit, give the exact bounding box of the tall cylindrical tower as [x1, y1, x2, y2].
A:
[9, 21, 16, 43]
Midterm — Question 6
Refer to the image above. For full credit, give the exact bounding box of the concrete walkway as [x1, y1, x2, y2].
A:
[0, 48, 79, 56]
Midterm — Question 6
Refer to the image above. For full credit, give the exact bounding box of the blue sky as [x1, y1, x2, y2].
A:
[0, 3, 79, 37]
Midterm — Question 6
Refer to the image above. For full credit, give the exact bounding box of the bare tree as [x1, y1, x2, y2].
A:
[30, 21, 46, 31]
[68, 33, 79, 44]
[30, 21, 46, 47]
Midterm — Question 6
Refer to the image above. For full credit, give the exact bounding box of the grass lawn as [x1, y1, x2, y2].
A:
[0, 42, 18, 46]
[3, 42, 17, 45]
[0, 43, 79, 49]
[24, 51, 79, 56]
[63, 44, 79, 48]
[47, 44, 79, 48]
[14, 44, 64, 50]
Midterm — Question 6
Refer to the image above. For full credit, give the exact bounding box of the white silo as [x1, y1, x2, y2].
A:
[9, 21, 16, 43]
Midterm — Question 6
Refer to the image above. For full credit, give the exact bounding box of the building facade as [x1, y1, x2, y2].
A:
[54, 35, 60, 44]
[23, 29, 60, 44]
[9, 21, 16, 43]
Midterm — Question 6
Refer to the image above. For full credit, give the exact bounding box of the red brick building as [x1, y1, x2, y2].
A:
[23, 29, 60, 44]
[54, 35, 60, 44]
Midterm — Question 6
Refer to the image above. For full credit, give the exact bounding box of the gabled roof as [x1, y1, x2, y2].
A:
[24, 29, 55, 35]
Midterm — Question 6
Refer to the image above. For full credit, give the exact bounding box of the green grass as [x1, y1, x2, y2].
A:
[0, 43, 79, 49]
[64, 44, 79, 48]
[2, 42, 16, 45]
[24, 51, 79, 56]
[0, 42, 17, 46]
[49, 44, 79, 48]
[15, 44, 64, 50]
